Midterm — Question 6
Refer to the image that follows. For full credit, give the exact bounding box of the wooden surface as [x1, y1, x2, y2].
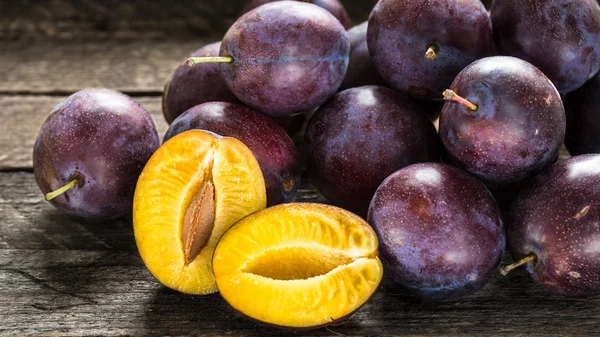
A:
[0, 0, 598, 336]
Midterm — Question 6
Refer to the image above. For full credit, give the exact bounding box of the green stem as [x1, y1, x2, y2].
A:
[499, 253, 537, 276]
[187, 56, 233, 67]
[45, 179, 78, 201]
[443, 89, 478, 112]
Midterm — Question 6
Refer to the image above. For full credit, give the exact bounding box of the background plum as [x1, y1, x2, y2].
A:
[340, 21, 387, 90]
[242, 0, 351, 28]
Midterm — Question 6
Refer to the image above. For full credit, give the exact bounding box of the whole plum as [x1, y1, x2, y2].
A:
[505, 154, 600, 297]
[162, 42, 238, 124]
[491, 0, 600, 93]
[368, 0, 493, 99]
[340, 21, 387, 90]
[33, 89, 160, 219]
[368, 163, 505, 301]
[164, 102, 300, 206]
[304, 86, 441, 215]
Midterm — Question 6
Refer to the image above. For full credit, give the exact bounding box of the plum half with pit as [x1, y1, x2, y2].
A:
[162, 42, 239, 124]
[564, 73, 600, 155]
[304, 86, 441, 216]
[33, 88, 160, 219]
[504, 154, 600, 297]
[164, 102, 300, 206]
[368, 163, 505, 301]
[439, 56, 566, 186]
[367, 0, 493, 99]
[242, 0, 351, 29]
[188, 1, 350, 117]
[491, 0, 600, 93]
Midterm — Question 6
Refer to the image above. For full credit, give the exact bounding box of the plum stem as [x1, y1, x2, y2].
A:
[45, 178, 78, 201]
[499, 253, 537, 276]
[187, 56, 233, 67]
[443, 90, 478, 112]
[425, 45, 438, 60]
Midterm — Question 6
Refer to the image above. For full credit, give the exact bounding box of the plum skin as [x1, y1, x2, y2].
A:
[564, 74, 600, 155]
[33, 89, 160, 219]
[304, 86, 441, 216]
[220, 1, 350, 117]
[164, 102, 300, 206]
[491, 0, 600, 93]
[368, 163, 505, 301]
[340, 22, 387, 90]
[507, 155, 600, 297]
[439, 56, 566, 186]
[367, 0, 493, 100]
[162, 42, 239, 124]
[242, 0, 351, 29]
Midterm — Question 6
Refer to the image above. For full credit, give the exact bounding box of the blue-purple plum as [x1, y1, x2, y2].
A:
[242, 0, 351, 28]
[218, 1, 350, 116]
[33, 89, 160, 219]
[506, 154, 600, 297]
[162, 42, 239, 124]
[164, 102, 300, 206]
[340, 21, 387, 90]
[491, 0, 600, 93]
[440, 56, 566, 186]
[304, 86, 441, 215]
[368, 163, 505, 301]
[367, 0, 493, 99]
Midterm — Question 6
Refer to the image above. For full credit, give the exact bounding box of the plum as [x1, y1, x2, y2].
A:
[33, 89, 160, 219]
[340, 21, 387, 90]
[564, 74, 600, 155]
[368, 163, 505, 301]
[188, 1, 350, 117]
[504, 154, 600, 297]
[164, 102, 300, 206]
[242, 0, 351, 28]
[439, 56, 566, 186]
[491, 0, 600, 93]
[162, 42, 239, 124]
[304, 86, 441, 216]
[367, 0, 493, 100]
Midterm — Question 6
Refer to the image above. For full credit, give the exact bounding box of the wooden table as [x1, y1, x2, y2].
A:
[1, 1, 598, 336]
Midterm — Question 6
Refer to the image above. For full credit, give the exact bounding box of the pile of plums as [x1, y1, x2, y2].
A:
[33, 0, 600, 316]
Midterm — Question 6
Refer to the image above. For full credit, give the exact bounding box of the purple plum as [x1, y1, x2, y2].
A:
[164, 102, 300, 206]
[242, 0, 351, 28]
[439, 56, 566, 186]
[33, 89, 160, 219]
[368, 163, 505, 301]
[505, 154, 600, 297]
[162, 42, 239, 124]
[340, 21, 387, 90]
[304, 86, 441, 215]
[564, 73, 600, 155]
[491, 0, 600, 93]
[367, 0, 493, 99]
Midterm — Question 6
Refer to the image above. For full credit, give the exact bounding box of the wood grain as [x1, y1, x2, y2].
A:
[0, 171, 599, 336]
[0, 95, 169, 170]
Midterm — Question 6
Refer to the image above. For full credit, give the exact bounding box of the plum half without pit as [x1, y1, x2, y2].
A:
[187, 1, 350, 117]
[440, 56, 566, 186]
[33, 88, 159, 219]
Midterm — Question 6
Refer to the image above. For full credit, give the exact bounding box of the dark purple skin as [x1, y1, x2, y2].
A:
[271, 113, 306, 138]
[340, 22, 387, 90]
[439, 56, 566, 186]
[491, 0, 600, 94]
[507, 154, 600, 297]
[368, 163, 505, 301]
[367, 0, 493, 100]
[162, 42, 239, 124]
[242, 0, 351, 29]
[304, 86, 441, 216]
[564, 74, 600, 155]
[33, 89, 160, 219]
[219, 1, 350, 117]
[164, 102, 300, 206]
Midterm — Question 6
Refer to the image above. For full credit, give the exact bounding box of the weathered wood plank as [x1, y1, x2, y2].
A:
[0, 95, 169, 170]
[0, 0, 378, 41]
[0, 171, 599, 336]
